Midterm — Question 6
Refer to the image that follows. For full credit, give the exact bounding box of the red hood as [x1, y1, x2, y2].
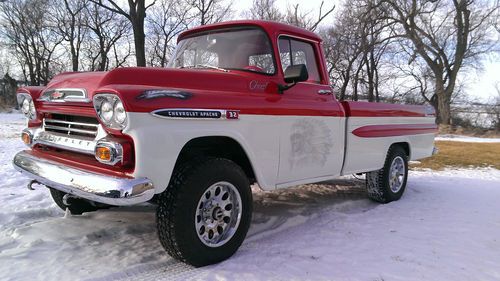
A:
[40, 67, 282, 114]
[45, 67, 259, 103]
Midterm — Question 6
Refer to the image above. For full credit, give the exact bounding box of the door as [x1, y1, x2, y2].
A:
[276, 36, 345, 185]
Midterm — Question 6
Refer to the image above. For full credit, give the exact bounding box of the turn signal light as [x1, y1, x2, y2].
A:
[95, 146, 112, 162]
[21, 131, 32, 145]
[95, 140, 124, 165]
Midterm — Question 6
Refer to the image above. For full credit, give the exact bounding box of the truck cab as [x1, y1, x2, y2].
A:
[13, 20, 437, 267]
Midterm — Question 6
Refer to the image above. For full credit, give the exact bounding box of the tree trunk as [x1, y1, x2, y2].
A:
[71, 44, 79, 71]
[132, 21, 146, 67]
[435, 79, 451, 125]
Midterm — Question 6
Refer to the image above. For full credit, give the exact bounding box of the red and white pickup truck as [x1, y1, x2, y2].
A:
[13, 20, 437, 266]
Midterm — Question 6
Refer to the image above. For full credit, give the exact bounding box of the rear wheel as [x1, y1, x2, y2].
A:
[366, 145, 408, 203]
[49, 188, 111, 215]
[156, 158, 252, 267]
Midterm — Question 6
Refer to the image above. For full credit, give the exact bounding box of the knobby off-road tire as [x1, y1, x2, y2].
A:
[156, 158, 252, 267]
[49, 188, 111, 215]
[366, 145, 408, 203]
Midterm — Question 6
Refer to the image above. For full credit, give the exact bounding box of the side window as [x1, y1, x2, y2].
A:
[278, 37, 321, 83]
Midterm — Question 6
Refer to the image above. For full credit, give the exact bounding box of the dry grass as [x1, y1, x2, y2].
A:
[411, 141, 500, 170]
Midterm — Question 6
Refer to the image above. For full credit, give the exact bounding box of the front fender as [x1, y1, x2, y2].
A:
[124, 112, 279, 194]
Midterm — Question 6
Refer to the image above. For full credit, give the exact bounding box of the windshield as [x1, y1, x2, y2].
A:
[168, 28, 276, 74]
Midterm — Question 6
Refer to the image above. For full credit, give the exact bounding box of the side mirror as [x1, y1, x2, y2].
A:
[278, 64, 309, 93]
[284, 64, 308, 84]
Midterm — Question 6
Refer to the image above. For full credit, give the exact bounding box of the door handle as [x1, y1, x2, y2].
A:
[317, 89, 332, 95]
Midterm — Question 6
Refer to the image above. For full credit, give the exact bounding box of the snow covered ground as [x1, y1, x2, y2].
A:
[1, 113, 500, 281]
[436, 134, 500, 143]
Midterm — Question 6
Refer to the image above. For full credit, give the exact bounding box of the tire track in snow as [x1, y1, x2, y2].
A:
[89, 182, 368, 281]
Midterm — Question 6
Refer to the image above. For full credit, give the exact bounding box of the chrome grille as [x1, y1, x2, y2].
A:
[43, 114, 99, 138]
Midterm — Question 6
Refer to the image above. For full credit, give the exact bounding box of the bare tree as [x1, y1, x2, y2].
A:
[488, 83, 500, 131]
[1, 0, 64, 85]
[146, 0, 191, 67]
[247, 0, 284, 22]
[189, 0, 232, 26]
[89, 0, 156, 67]
[322, 17, 364, 100]
[377, 0, 500, 124]
[323, 0, 390, 101]
[54, 0, 88, 71]
[357, 1, 393, 102]
[83, 2, 130, 71]
[285, 1, 335, 32]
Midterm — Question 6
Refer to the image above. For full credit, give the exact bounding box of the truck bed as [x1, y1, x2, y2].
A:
[340, 101, 437, 175]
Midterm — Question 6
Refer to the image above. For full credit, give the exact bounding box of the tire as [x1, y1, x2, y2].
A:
[156, 158, 252, 267]
[366, 145, 408, 203]
[49, 188, 111, 215]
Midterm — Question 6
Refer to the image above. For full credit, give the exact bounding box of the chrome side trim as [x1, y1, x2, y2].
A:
[13, 151, 154, 206]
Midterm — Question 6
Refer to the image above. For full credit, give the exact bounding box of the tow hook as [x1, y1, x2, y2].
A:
[62, 194, 79, 206]
[27, 180, 41, 190]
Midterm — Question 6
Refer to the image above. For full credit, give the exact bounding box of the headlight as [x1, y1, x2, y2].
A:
[21, 99, 30, 114]
[29, 99, 36, 117]
[100, 100, 114, 123]
[18, 93, 36, 120]
[93, 94, 128, 129]
[114, 101, 126, 124]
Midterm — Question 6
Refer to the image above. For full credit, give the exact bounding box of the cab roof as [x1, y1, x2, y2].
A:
[177, 20, 322, 43]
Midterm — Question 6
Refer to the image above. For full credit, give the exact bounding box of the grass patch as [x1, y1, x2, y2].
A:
[411, 141, 500, 170]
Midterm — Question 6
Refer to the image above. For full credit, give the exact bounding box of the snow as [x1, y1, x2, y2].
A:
[1, 113, 500, 281]
[436, 134, 500, 143]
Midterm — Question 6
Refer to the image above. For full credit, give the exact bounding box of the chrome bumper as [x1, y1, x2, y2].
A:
[13, 150, 155, 206]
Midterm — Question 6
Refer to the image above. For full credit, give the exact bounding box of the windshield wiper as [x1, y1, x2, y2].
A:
[193, 64, 229, 72]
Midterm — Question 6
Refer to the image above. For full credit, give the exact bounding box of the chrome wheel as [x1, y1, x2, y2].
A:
[195, 181, 242, 247]
[389, 156, 405, 193]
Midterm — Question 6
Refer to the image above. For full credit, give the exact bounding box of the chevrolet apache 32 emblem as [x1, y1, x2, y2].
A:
[152, 109, 239, 120]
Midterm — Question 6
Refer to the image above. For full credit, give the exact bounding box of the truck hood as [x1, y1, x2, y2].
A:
[44, 67, 260, 107]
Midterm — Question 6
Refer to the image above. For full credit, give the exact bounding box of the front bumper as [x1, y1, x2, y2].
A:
[13, 150, 154, 206]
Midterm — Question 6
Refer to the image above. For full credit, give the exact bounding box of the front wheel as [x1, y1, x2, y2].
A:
[156, 158, 252, 267]
[366, 145, 408, 203]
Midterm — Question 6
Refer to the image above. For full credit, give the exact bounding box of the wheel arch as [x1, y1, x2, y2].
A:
[173, 136, 257, 185]
[390, 142, 411, 159]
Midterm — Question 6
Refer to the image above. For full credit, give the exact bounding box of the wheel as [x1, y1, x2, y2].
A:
[366, 145, 408, 203]
[156, 158, 252, 267]
[49, 188, 111, 215]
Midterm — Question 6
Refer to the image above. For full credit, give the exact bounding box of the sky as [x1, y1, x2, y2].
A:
[467, 61, 500, 103]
